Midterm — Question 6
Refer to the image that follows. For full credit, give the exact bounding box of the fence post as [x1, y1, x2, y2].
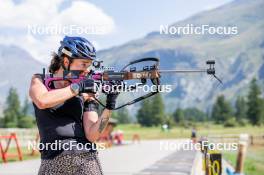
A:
[235, 134, 248, 174]
[12, 133, 23, 161]
[31, 133, 40, 156]
[0, 140, 6, 163]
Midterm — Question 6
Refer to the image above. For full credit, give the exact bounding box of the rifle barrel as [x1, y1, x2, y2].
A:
[159, 69, 207, 73]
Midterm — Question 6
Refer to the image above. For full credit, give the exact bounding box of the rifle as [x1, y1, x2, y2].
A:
[42, 57, 222, 110]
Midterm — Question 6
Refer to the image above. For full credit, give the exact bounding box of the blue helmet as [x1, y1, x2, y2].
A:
[58, 36, 96, 60]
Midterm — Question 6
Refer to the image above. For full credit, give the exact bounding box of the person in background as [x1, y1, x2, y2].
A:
[191, 127, 197, 143]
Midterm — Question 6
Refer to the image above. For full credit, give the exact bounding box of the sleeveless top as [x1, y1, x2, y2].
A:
[32, 74, 96, 159]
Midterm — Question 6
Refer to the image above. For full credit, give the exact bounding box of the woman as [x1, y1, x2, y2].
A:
[29, 36, 117, 175]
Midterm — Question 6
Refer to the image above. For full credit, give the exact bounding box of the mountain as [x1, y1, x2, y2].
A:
[0, 45, 46, 115]
[97, 0, 264, 112]
[1, 0, 264, 115]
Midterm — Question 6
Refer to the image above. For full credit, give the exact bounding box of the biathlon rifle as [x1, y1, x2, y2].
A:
[41, 57, 222, 110]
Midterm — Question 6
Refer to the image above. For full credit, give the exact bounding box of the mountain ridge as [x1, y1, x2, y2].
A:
[0, 0, 263, 114]
[96, 0, 264, 112]
[0, 44, 46, 114]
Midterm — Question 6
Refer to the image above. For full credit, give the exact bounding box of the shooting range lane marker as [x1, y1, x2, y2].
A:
[135, 148, 196, 175]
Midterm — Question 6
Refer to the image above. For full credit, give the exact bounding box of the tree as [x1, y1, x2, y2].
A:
[235, 96, 247, 121]
[150, 93, 164, 126]
[0, 117, 4, 128]
[18, 117, 35, 128]
[224, 117, 237, 127]
[137, 98, 152, 126]
[183, 107, 207, 122]
[21, 97, 30, 116]
[261, 99, 264, 123]
[163, 114, 175, 128]
[211, 95, 233, 123]
[172, 108, 184, 124]
[17, 97, 35, 128]
[247, 78, 263, 125]
[112, 107, 131, 124]
[137, 94, 165, 127]
[118, 107, 131, 124]
[3, 87, 21, 128]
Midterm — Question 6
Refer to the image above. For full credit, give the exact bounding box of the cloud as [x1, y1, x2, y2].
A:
[0, 0, 115, 64]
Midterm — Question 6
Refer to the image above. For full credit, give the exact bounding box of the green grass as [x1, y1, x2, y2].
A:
[0, 146, 40, 163]
[115, 123, 264, 140]
[223, 145, 264, 175]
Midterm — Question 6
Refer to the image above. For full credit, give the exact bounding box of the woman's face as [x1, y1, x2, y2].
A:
[64, 57, 93, 75]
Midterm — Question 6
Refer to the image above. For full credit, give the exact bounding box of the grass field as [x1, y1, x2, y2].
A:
[115, 123, 264, 140]
[223, 145, 264, 175]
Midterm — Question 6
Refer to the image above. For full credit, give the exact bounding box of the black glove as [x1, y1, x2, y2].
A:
[105, 81, 120, 110]
[106, 93, 118, 110]
[84, 100, 99, 112]
[78, 79, 96, 94]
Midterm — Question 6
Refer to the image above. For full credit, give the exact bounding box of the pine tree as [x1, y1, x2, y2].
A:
[235, 96, 247, 121]
[21, 97, 30, 116]
[172, 108, 184, 124]
[211, 95, 233, 123]
[18, 97, 35, 128]
[247, 78, 263, 125]
[3, 87, 21, 128]
[183, 107, 207, 122]
[136, 98, 152, 126]
[150, 93, 164, 126]
[112, 107, 131, 124]
[261, 99, 264, 124]
[0, 116, 3, 127]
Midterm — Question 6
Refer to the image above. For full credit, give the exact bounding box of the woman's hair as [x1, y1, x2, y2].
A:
[49, 52, 63, 73]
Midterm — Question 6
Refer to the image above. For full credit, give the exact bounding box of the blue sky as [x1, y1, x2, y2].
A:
[1, 0, 233, 63]
[85, 0, 233, 49]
